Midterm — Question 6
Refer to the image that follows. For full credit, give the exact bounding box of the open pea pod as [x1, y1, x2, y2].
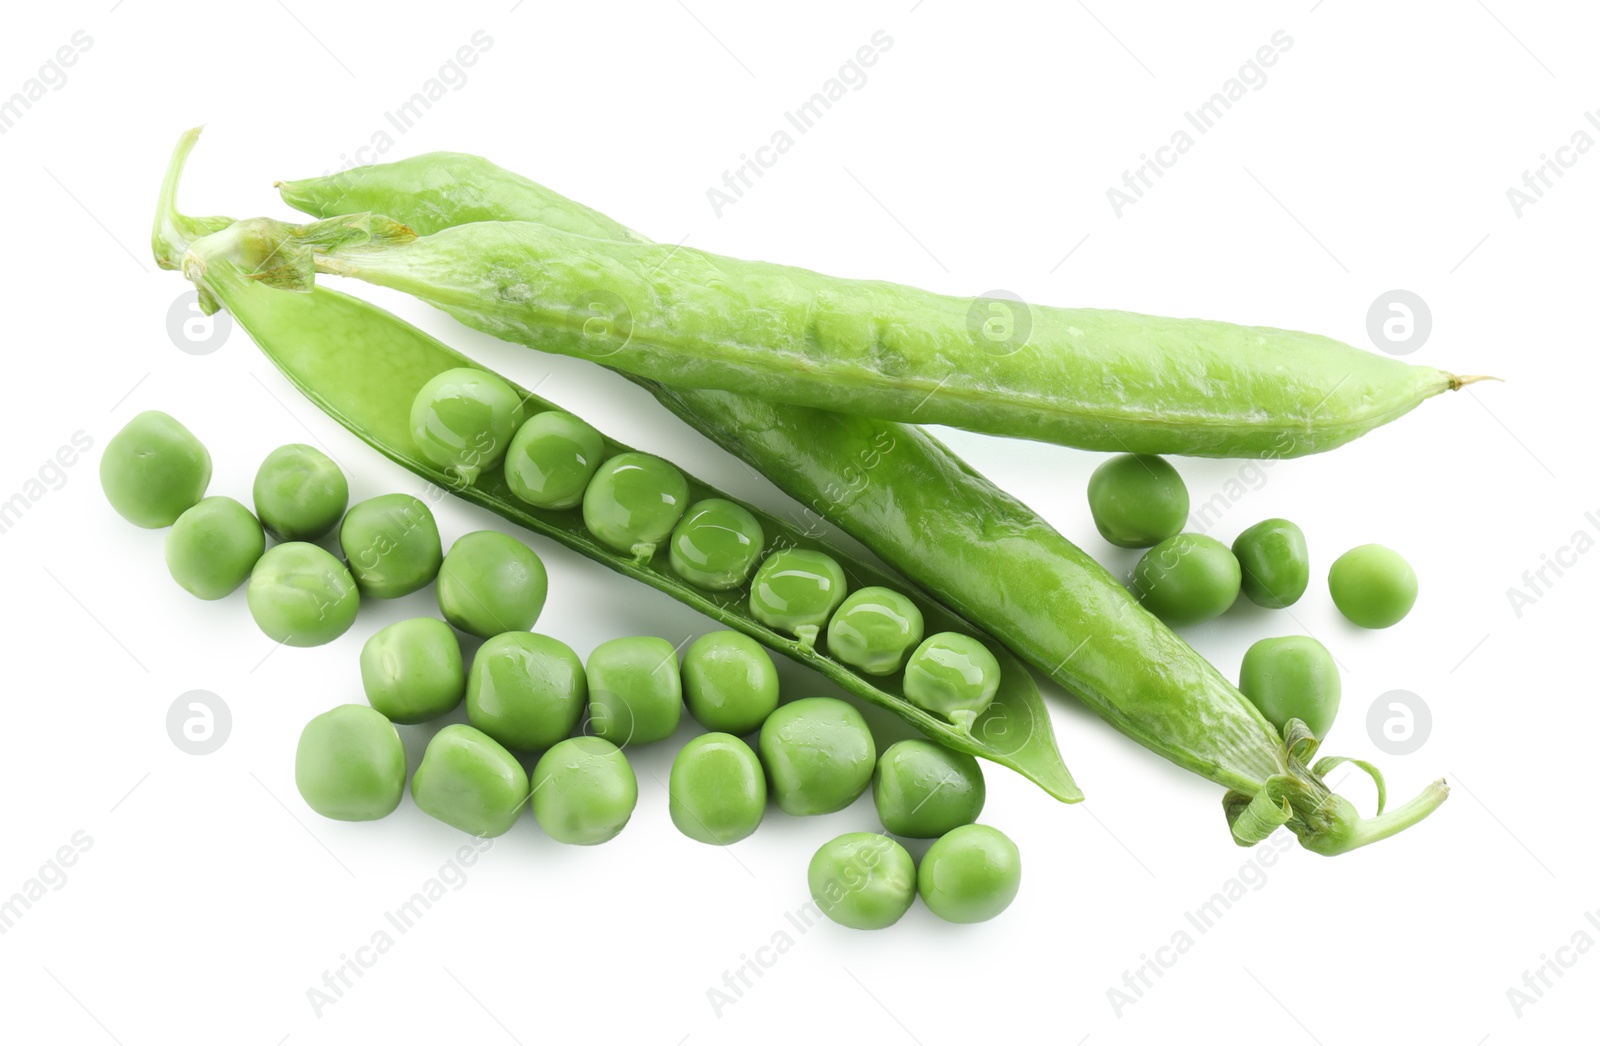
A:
[154, 130, 1081, 802]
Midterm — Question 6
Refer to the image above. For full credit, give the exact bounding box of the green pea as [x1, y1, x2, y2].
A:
[758, 697, 876, 815]
[360, 617, 465, 724]
[100, 410, 211, 528]
[748, 548, 848, 648]
[1238, 636, 1341, 739]
[1132, 533, 1241, 626]
[295, 705, 407, 821]
[253, 443, 349, 542]
[668, 498, 765, 590]
[164, 496, 264, 600]
[246, 542, 360, 647]
[1329, 544, 1417, 629]
[808, 833, 917, 930]
[681, 630, 780, 734]
[872, 739, 986, 838]
[902, 632, 1001, 731]
[530, 736, 638, 845]
[436, 530, 548, 638]
[339, 494, 442, 599]
[409, 367, 527, 485]
[826, 586, 925, 676]
[917, 824, 1021, 923]
[586, 636, 683, 746]
[668, 733, 766, 845]
[411, 724, 530, 837]
[504, 410, 605, 509]
[1086, 453, 1189, 548]
[582, 452, 689, 560]
[1232, 518, 1310, 609]
[467, 632, 587, 750]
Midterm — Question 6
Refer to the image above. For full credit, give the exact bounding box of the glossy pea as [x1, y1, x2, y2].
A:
[669, 733, 766, 845]
[808, 833, 917, 930]
[466, 632, 587, 750]
[411, 724, 530, 837]
[246, 542, 360, 647]
[669, 498, 765, 590]
[1329, 544, 1417, 628]
[409, 367, 526, 484]
[1087, 453, 1189, 548]
[436, 530, 548, 638]
[1239, 636, 1341, 739]
[504, 410, 605, 509]
[586, 636, 683, 746]
[748, 548, 848, 648]
[1132, 533, 1241, 627]
[918, 824, 1022, 924]
[531, 736, 638, 845]
[1233, 518, 1310, 609]
[902, 632, 1001, 731]
[340, 494, 442, 598]
[295, 704, 406, 821]
[100, 410, 211, 528]
[360, 617, 465, 724]
[681, 630, 780, 734]
[872, 739, 986, 838]
[253, 443, 348, 542]
[758, 697, 876, 815]
[164, 496, 264, 600]
[826, 586, 925, 676]
[582, 452, 689, 560]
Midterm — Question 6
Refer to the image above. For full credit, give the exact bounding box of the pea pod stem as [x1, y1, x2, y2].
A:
[274, 149, 1451, 855]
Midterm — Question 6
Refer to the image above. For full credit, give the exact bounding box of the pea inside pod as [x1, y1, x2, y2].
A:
[504, 409, 605, 509]
[582, 452, 689, 561]
[748, 548, 848, 649]
[826, 586, 925, 676]
[669, 498, 765, 590]
[901, 632, 1001, 731]
[410, 367, 527, 485]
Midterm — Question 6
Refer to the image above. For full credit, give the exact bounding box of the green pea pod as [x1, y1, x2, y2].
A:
[275, 150, 1449, 854]
[153, 130, 1080, 803]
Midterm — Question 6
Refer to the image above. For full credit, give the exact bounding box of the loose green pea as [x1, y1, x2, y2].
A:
[409, 367, 527, 485]
[339, 494, 442, 598]
[902, 633, 1001, 731]
[1329, 544, 1417, 629]
[436, 530, 548, 638]
[360, 617, 465, 724]
[872, 739, 986, 838]
[411, 724, 530, 837]
[100, 410, 211, 528]
[669, 733, 767, 845]
[253, 443, 348, 542]
[1239, 635, 1341, 738]
[826, 586, 925, 676]
[918, 824, 1022, 923]
[295, 704, 406, 821]
[808, 833, 917, 930]
[467, 632, 587, 750]
[1233, 518, 1310, 609]
[504, 410, 605, 509]
[246, 542, 360, 647]
[1132, 533, 1241, 626]
[758, 697, 876, 815]
[748, 548, 848, 648]
[669, 498, 766, 590]
[586, 636, 683, 746]
[1087, 453, 1189, 548]
[164, 496, 264, 599]
[681, 630, 781, 734]
[531, 736, 638, 845]
[582, 452, 689, 560]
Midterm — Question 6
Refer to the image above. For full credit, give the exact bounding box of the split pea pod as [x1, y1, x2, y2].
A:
[277, 151, 1449, 854]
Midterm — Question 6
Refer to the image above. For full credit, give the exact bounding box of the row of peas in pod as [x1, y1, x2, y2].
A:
[1086, 452, 1421, 740]
[410, 367, 1009, 734]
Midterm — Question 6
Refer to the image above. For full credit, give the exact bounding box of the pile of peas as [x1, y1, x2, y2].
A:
[1086, 452, 1421, 741]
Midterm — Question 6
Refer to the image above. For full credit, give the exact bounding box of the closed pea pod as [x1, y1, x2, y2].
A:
[669, 498, 765, 590]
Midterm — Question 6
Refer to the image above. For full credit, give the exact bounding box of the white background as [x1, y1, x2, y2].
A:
[1, 1, 1594, 1043]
